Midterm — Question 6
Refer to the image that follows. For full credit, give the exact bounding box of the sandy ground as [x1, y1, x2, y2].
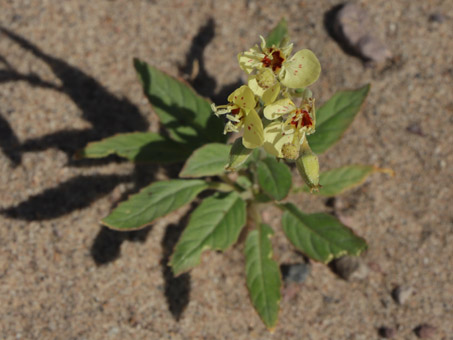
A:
[0, 0, 452, 339]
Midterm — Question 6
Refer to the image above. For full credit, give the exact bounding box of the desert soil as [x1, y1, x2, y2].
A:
[0, 0, 452, 339]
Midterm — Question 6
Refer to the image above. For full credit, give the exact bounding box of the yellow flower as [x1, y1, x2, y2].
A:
[212, 85, 264, 149]
[262, 97, 316, 158]
[247, 68, 280, 105]
[238, 36, 321, 89]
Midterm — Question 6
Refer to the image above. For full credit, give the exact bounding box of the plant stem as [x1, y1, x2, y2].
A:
[219, 173, 235, 186]
[248, 202, 262, 227]
[207, 181, 235, 192]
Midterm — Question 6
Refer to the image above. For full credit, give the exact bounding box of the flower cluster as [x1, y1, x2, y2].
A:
[212, 36, 321, 163]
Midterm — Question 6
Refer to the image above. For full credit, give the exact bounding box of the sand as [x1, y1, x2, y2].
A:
[0, 0, 452, 339]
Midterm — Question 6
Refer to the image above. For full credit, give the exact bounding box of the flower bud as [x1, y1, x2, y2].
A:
[296, 140, 320, 191]
[281, 142, 299, 160]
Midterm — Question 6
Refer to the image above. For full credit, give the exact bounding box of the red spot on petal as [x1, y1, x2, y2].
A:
[298, 64, 302, 68]
[247, 126, 251, 130]
[261, 50, 285, 72]
[241, 96, 244, 100]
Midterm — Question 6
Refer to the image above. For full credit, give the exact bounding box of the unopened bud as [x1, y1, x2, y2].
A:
[281, 143, 299, 160]
[296, 140, 320, 191]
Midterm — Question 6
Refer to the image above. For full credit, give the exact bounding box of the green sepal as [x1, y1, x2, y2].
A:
[226, 138, 253, 171]
[296, 140, 320, 191]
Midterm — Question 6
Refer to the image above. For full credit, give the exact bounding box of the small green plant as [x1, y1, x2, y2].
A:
[81, 20, 389, 330]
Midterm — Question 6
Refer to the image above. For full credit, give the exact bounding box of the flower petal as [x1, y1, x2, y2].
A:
[248, 77, 280, 106]
[228, 85, 256, 111]
[262, 82, 280, 105]
[248, 76, 265, 97]
[263, 98, 295, 120]
[263, 121, 293, 157]
[237, 46, 263, 74]
[242, 109, 264, 149]
[280, 49, 321, 89]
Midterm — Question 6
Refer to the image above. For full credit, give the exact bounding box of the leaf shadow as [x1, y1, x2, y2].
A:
[178, 17, 243, 105]
[0, 27, 159, 222]
[91, 225, 153, 265]
[0, 20, 237, 320]
[0, 26, 149, 163]
[0, 112, 21, 166]
[160, 205, 194, 321]
[1, 174, 132, 220]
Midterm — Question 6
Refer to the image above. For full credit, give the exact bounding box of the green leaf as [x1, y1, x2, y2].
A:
[295, 165, 391, 196]
[281, 203, 367, 263]
[308, 84, 370, 154]
[266, 18, 288, 48]
[236, 175, 252, 190]
[79, 132, 189, 163]
[179, 143, 231, 178]
[256, 158, 292, 201]
[245, 224, 281, 330]
[226, 138, 253, 171]
[134, 58, 225, 146]
[170, 192, 246, 275]
[103, 179, 208, 230]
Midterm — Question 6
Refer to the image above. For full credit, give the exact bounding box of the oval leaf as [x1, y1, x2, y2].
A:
[170, 192, 246, 275]
[179, 143, 231, 178]
[294, 165, 391, 196]
[257, 158, 292, 201]
[308, 84, 370, 154]
[79, 132, 189, 163]
[245, 224, 281, 330]
[282, 203, 367, 263]
[266, 18, 288, 48]
[134, 58, 225, 146]
[103, 179, 208, 230]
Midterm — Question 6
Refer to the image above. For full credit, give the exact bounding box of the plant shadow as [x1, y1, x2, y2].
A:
[0, 18, 232, 321]
[178, 17, 243, 104]
[160, 205, 194, 321]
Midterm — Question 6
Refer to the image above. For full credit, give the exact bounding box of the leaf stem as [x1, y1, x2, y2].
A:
[248, 202, 262, 226]
[207, 181, 235, 192]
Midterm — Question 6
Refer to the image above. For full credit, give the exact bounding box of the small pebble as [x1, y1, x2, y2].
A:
[414, 324, 436, 338]
[406, 122, 425, 136]
[281, 262, 311, 283]
[392, 285, 414, 305]
[378, 326, 396, 338]
[332, 3, 391, 62]
[428, 13, 445, 23]
[331, 256, 368, 281]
